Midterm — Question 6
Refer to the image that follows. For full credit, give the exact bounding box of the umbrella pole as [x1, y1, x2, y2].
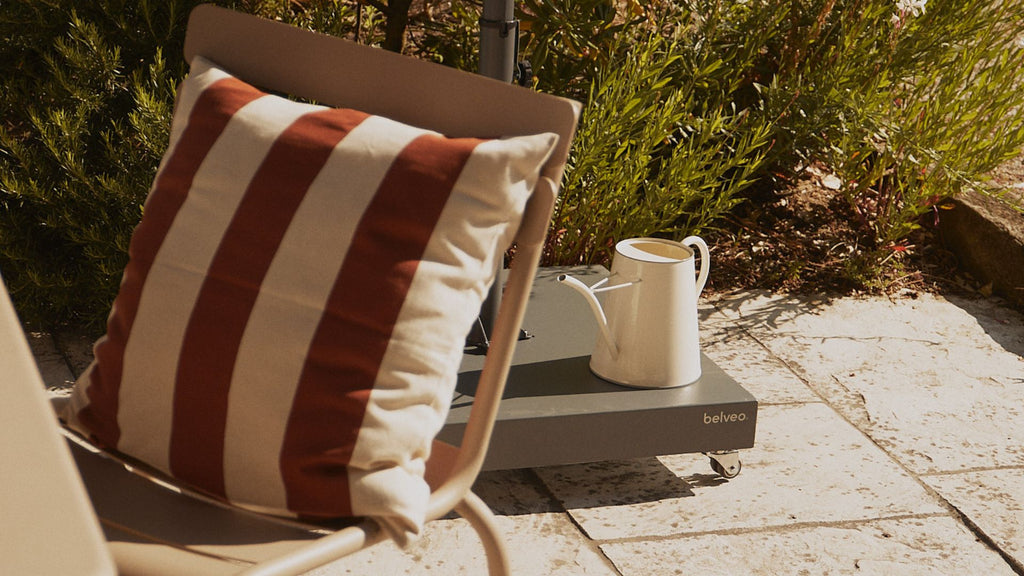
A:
[479, 0, 517, 82]
[475, 0, 519, 343]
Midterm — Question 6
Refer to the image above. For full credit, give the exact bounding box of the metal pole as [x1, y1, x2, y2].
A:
[479, 0, 517, 82]
[474, 0, 519, 344]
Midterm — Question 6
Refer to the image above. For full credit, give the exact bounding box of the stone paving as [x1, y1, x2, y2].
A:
[32, 290, 1024, 575]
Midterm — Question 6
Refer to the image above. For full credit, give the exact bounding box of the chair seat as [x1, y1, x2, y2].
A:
[67, 438, 353, 571]
[56, 391, 461, 574]
[102, 529, 244, 576]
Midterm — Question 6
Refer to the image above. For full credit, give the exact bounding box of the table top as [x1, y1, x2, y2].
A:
[0, 278, 115, 575]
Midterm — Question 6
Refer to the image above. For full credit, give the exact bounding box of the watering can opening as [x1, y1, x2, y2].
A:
[618, 238, 694, 263]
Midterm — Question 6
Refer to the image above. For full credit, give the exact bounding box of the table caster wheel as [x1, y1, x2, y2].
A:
[707, 451, 741, 478]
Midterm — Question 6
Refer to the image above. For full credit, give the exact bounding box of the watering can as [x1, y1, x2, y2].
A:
[558, 236, 710, 388]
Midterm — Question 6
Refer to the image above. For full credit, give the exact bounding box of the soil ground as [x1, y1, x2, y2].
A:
[703, 155, 1024, 304]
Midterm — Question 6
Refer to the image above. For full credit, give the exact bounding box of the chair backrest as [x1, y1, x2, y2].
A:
[183, 5, 579, 185]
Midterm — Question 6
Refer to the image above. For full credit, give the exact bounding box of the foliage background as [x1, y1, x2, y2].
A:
[2, 0, 1023, 329]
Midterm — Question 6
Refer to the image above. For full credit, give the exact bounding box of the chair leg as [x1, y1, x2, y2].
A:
[454, 492, 510, 576]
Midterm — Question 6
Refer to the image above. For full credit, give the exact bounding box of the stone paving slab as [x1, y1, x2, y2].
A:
[832, 370, 1024, 474]
[925, 469, 1024, 569]
[26, 330, 75, 388]
[700, 306, 820, 405]
[57, 331, 97, 376]
[712, 292, 1024, 473]
[25, 290, 1024, 575]
[311, 512, 616, 575]
[600, 516, 1016, 576]
[535, 403, 945, 541]
[310, 469, 616, 575]
[711, 292, 1024, 397]
[705, 291, 1024, 573]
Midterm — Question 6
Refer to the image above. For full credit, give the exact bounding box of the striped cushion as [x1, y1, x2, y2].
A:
[64, 56, 557, 542]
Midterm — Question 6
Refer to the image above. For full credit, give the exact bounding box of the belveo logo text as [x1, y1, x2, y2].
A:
[703, 411, 748, 424]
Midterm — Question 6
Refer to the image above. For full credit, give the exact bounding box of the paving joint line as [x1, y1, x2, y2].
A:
[919, 466, 1024, 477]
[587, 511, 953, 547]
[523, 468, 623, 575]
[48, 330, 79, 381]
[947, 504, 1024, 575]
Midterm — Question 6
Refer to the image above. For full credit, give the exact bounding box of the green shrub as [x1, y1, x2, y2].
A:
[402, 1, 479, 69]
[761, 0, 1024, 254]
[0, 0, 361, 329]
[4, 0, 1023, 329]
[530, 0, 1024, 278]
[0, 2, 195, 329]
[832, 0, 1024, 248]
[545, 29, 773, 265]
[517, 0, 643, 98]
[526, 1, 782, 266]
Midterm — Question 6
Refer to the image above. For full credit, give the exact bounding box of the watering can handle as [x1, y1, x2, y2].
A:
[682, 236, 710, 296]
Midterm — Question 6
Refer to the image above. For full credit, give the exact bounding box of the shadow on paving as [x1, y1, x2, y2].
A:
[944, 293, 1024, 359]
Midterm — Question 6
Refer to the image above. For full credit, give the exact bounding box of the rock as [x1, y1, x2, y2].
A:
[939, 190, 1024, 308]
[820, 173, 842, 190]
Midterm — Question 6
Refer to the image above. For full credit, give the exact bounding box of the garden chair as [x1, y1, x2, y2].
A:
[0, 278, 115, 575]
[21, 4, 579, 575]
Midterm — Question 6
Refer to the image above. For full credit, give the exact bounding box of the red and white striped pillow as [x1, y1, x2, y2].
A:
[64, 57, 556, 542]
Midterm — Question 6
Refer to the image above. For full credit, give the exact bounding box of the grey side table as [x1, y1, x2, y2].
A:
[440, 266, 758, 476]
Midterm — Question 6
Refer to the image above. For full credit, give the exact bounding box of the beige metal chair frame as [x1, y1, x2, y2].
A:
[3, 5, 579, 575]
[0, 283, 115, 575]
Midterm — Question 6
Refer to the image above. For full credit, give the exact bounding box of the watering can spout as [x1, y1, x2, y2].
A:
[556, 274, 619, 358]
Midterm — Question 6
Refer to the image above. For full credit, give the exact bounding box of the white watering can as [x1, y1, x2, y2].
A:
[558, 236, 710, 388]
